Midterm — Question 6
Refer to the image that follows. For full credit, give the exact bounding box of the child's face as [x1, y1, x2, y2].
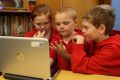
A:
[55, 13, 76, 37]
[82, 20, 101, 42]
[32, 14, 51, 35]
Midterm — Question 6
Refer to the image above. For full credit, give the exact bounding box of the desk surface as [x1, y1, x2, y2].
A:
[0, 70, 120, 80]
[0, 76, 4, 80]
[54, 70, 120, 80]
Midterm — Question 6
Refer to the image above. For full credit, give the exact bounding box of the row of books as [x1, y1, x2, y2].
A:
[0, 14, 32, 36]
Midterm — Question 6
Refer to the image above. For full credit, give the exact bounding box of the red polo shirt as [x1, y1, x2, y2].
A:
[50, 29, 83, 70]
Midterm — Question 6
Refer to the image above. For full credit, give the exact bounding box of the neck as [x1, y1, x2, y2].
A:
[63, 31, 76, 44]
[96, 35, 109, 43]
[44, 30, 51, 40]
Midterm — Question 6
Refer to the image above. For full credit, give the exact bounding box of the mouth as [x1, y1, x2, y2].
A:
[38, 29, 44, 32]
[59, 31, 66, 35]
[59, 30, 66, 33]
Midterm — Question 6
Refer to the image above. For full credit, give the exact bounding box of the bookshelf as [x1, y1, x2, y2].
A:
[0, 0, 32, 36]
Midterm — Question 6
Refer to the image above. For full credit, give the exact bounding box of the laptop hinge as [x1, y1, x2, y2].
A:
[3, 73, 44, 80]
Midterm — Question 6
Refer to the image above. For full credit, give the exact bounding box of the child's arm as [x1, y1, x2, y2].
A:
[71, 35, 120, 75]
[49, 47, 57, 66]
[50, 58, 54, 66]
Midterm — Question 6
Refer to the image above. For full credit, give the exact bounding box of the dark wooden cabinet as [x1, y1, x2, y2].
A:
[99, 0, 111, 5]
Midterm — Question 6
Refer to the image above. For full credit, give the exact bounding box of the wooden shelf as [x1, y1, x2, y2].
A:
[0, 10, 30, 13]
[0, 0, 29, 11]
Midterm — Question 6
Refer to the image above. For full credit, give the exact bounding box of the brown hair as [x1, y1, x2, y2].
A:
[31, 4, 52, 21]
[82, 4, 115, 35]
[56, 7, 77, 20]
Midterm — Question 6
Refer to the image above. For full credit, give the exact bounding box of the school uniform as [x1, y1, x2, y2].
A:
[24, 28, 37, 37]
[50, 29, 83, 70]
[71, 30, 120, 76]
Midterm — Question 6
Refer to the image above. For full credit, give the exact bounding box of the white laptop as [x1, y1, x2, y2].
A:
[0, 36, 52, 80]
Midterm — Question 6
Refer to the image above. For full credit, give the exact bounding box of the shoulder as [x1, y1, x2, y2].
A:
[24, 28, 37, 37]
[109, 30, 120, 36]
[49, 27, 61, 42]
[98, 35, 120, 50]
[51, 27, 59, 34]
[74, 29, 83, 35]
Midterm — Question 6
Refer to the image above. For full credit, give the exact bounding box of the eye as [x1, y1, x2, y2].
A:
[83, 25, 88, 29]
[36, 23, 41, 26]
[43, 21, 50, 25]
[55, 22, 61, 26]
[62, 21, 70, 25]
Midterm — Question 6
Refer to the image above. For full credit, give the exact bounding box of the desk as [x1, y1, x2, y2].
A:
[54, 70, 120, 80]
[0, 76, 4, 80]
[0, 70, 120, 80]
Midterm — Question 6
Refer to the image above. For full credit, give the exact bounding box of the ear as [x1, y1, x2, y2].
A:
[74, 18, 78, 24]
[98, 24, 106, 34]
[30, 19, 35, 27]
[30, 18, 34, 23]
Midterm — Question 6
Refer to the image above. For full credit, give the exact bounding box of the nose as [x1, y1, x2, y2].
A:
[59, 23, 64, 29]
[82, 27, 85, 33]
[41, 25, 45, 29]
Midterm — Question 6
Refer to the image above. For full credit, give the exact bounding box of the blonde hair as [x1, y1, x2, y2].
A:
[56, 7, 77, 20]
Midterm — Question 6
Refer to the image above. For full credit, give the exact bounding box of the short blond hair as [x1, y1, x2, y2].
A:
[56, 7, 77, 20]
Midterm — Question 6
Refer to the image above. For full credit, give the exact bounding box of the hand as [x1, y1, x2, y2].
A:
[50, 58, 54, 66]
[50, 40, 70, 63]
[72, 35, 84, 44]
[50, 40, 66, 56]
[33, 30, 45, 38]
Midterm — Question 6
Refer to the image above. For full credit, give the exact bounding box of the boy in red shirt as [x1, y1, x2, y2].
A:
[71, 4, 120, 76]
[50, 7, 82, 70]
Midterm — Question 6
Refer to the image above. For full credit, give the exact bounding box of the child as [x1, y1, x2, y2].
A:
[24, 4, 58, 42]
[71, 4, 120, 76]
[50, 7, 82, 70]
[24, 4, 59, 76]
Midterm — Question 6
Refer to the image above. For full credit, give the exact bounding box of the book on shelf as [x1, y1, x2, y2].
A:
[0, 16, 4, 36]
[0, 14, 32, 36]
[0, 0, 32, 36]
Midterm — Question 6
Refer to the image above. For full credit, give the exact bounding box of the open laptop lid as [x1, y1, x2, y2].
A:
[0, 36, 51, 79]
